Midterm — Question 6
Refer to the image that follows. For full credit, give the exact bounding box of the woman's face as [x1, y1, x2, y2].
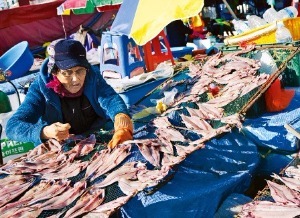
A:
[56, 66, 87, 93]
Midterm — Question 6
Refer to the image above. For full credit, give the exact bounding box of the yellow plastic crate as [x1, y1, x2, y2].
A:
[224, 17, 300, 46]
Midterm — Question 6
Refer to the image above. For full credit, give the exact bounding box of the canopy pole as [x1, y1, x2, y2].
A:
[222, 0, 238, 20]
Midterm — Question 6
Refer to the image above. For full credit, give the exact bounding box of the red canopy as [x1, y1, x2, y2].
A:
[0, 1, 64, 29]
[0, 1, 117, 55]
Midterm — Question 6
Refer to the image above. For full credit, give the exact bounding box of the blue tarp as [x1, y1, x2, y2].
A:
[242, 88, 300, 153]
[120, 129, 259, 218]
[241, 87, 300, 175]
[119, 69, 261, 218]
[214, 193, 252, 218]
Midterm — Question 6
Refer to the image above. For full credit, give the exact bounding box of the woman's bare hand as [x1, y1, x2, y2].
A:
[41, 122, 71, 141]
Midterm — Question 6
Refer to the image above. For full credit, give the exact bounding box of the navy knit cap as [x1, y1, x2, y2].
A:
[54, 39, 89, 70]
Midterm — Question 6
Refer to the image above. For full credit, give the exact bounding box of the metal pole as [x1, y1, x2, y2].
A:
[222, 0, 238, 20]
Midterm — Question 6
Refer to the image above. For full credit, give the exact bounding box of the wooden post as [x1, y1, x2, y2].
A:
[284, 123, 300, 139]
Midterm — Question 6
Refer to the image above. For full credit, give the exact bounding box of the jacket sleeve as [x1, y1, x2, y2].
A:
[6, 79, 47, 146]
[94, 72, 129, 122]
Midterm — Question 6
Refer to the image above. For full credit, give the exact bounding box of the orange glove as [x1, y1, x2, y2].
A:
[108, 113, 133, 149]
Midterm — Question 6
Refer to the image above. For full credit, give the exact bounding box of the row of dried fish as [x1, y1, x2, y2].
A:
[167, 46, 269, 112]
[239, 162, 300, 218]
[122, 49, 268, 173]
[0, 116, 228, 217]
[0, 135, 96, 177]
[0, 134, 174, 217]
[152, 47, 271, 150]
[65, 48, 269, 216]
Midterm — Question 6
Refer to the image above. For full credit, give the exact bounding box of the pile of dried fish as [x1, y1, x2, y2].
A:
[0, 135, 172, 218]
[239, 160, 300, 218]
[153, 46, 270, 147]
[173, 46, 269, 108]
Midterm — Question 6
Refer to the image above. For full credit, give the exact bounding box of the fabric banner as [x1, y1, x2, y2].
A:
[0, 0, 64, 29]
[0, 10, 117, 55]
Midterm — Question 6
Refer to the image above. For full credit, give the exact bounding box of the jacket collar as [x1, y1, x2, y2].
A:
[39, 58, 61, 109]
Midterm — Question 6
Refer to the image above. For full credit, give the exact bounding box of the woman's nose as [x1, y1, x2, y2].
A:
[71, 74, 79, 81]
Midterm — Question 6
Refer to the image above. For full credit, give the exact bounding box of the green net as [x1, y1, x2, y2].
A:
[222, 44, 300, 114]
[223, 44, 300, 87]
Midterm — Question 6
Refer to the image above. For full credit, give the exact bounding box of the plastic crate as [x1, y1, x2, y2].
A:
[224, 17, 300, 46]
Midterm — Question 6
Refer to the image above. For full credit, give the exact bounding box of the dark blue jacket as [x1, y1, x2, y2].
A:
[166, 20, 193, 47]
[6, 59, 128, 146]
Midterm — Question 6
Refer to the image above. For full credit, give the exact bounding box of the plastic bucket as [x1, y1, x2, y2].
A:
[0, 41, 34, 80]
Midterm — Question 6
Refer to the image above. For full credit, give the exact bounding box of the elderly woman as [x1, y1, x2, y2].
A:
[6, 39, 133, 148]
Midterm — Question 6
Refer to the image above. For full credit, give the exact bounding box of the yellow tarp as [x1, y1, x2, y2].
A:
[130, 0, 204, 45]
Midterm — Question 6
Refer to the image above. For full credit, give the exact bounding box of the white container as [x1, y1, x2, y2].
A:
[263, 7, 281, 23]
[277, 6, 298, 19]
[246, 15, 267, 29]
[275, 21, 293, 43]
[232, 19, 250, 34]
